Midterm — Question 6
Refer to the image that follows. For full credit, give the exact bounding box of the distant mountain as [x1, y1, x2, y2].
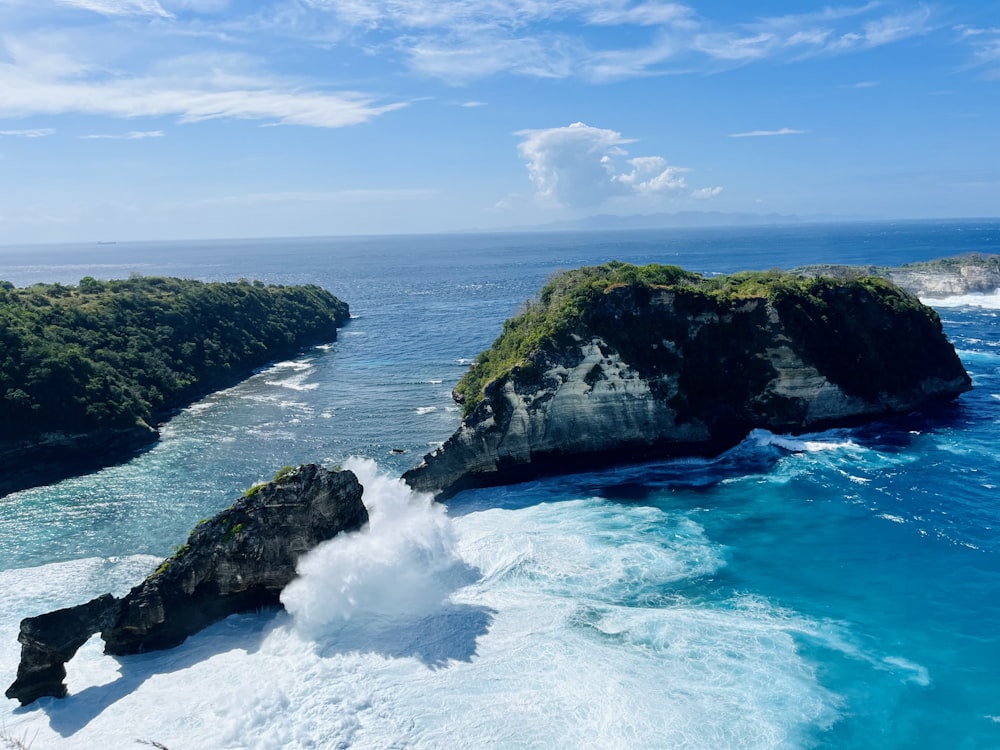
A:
[507, 210, 866, 233]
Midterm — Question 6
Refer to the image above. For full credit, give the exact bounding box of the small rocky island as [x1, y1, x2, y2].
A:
[403, 262, 971, 498]
[5, 464, 367, 706]
[0, 276, 350, 497]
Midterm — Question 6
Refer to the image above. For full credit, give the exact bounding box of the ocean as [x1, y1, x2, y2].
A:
[0, 220, 998, 749]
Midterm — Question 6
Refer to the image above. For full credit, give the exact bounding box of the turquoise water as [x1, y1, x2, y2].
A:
[1, 221, 998, 748]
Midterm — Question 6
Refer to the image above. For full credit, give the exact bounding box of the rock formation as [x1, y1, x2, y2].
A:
[403, 262, 971, 498]
[795, 253, 1000, 298]
[6, 464, 367, 706]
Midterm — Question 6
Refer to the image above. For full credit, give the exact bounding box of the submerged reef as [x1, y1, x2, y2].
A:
[403, 262, 971, 498]
[5, 464, 367, 706]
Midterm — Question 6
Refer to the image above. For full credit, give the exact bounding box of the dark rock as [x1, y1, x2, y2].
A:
[6, 464, 367, 705]
[403, 265, 971, 498]
[103, 464, 367, 655]
[0, 424, 159, 499]
[5, 594, 119, 706]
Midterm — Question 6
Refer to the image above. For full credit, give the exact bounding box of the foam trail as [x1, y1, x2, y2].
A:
[922, 290, 1000, 309]
[281, 457, 477, 634]
[750, 428, 859, 453]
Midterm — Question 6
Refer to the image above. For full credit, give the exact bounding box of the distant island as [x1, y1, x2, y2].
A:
[0, 276, 349, 497]
[404, 262, 970, 498]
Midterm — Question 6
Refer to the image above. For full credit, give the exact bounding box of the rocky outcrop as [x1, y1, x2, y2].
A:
[3, 595, 119, 705]
[403, 264, 971, 498]
[795, 253, 1000, 298]
[6, 464, 367, 705]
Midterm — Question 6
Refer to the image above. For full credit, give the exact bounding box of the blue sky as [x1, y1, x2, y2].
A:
[0, 1, 998, 243]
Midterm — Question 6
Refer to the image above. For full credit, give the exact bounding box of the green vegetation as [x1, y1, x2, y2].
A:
[0, 276, 348, 442]
[454, 261, 947, 414]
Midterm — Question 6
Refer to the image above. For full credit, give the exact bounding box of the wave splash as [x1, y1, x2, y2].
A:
[281, 457, 479, 634]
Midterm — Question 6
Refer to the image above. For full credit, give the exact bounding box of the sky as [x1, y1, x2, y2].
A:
[0, 0, 998, 243]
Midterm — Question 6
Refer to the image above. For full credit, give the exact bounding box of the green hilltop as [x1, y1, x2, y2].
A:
[0, 276, 348, 443]
[454, 261, 948, 416]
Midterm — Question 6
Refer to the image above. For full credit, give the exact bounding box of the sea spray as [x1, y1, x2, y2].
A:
[281, 457, 479, 634]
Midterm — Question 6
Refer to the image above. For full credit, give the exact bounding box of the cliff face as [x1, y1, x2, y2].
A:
[403, 265, 971, 498]
[6, 464, 367, 706]
[795, 253, 1000, 298]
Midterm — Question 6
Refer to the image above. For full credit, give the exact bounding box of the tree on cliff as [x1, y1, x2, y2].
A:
[0, 276, 349, 442]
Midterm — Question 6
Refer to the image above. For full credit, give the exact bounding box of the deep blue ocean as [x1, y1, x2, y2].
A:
[1, 221, 999, 749]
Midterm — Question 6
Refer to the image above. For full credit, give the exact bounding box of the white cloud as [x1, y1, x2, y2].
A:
[289, 1, 940, 82]
[0, 127, 55, 137]
[80, 129, 164, 138]
[728, 128, 807, 138]
[614, 155, 688, 192]
[516, 122, 689, 208]
[692, 186, 723, 199]
[0, 39, 408, 128]
[56, 0, 173, 17]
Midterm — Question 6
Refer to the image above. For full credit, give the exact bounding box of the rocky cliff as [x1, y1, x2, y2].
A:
[795, 253, 1000, 298]
[403, 262, 971, 498]
[6, 464, 367, 705]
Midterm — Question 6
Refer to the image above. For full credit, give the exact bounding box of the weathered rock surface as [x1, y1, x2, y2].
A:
[6, 464, 367, 705]
[403, 265, 971, 498]
[796, 253, 1000, 298]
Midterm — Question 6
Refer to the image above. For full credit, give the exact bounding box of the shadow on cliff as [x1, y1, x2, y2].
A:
[310, 603, 497, 670]
[24, 609, 279, 738]
[446, 399, 973, 511]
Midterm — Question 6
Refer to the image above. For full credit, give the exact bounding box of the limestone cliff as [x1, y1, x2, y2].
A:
[6, 464, 367, 705]
[403, 263, 971, 498]
[795, 253, 1000, 298]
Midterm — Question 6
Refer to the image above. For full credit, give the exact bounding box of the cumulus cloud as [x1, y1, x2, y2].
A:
[516, 122, 690, 208]
[692, 186, 723, 199]
[728, 127, 807, 138]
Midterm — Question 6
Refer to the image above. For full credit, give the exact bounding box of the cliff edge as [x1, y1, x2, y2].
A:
[403, 262, 971, 498]
[795, 253, 1000, 298]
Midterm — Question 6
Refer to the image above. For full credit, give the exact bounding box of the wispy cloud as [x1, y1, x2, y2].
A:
[56, 0, 173, 17]
[728, 128, 807, 138]
[0, 38, 408, 128]
[293, 1, 940, 82]
[80, 130, 164, 139]
[0, 127, 55, 137]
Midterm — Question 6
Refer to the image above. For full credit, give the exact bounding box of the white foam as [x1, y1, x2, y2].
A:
[751, 428, 860, 453]
[282, 457, 474, 630]
[415, 406, 438, 415]
[263, 372, 319, 391]
[880, 656, 931, 687]
[921, 290, 1000, 309]
[0, 475, 843, 750]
